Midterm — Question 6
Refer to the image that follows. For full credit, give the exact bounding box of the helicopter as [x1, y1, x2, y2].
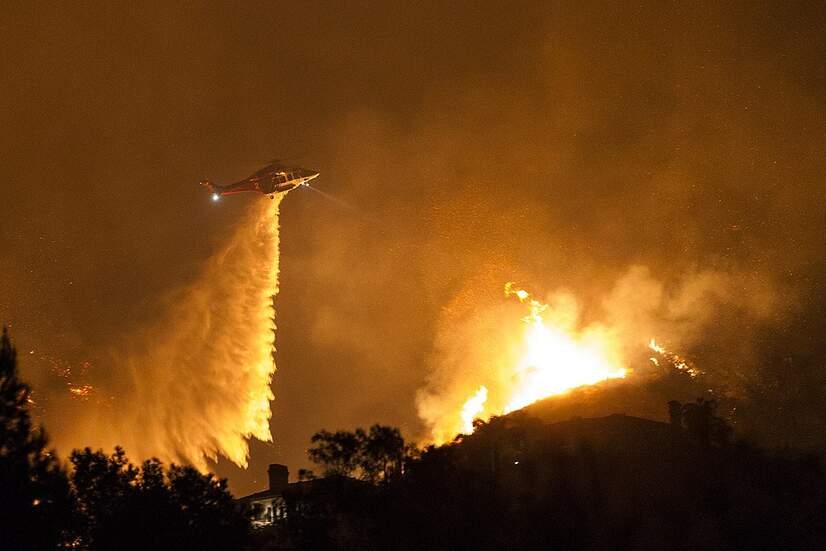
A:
[200, 162, 319, 201]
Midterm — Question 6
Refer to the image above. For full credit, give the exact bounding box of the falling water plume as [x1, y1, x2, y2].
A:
[71, 197, 284, 470]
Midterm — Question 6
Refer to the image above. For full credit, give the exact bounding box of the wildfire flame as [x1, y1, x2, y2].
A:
[648, 338, 701, 377]
[461, 385, 488, 434]
[501, 284, 626, 413]
[450, 284, 626, 439]
[649, 338, 666, 355]
[419, 269, 728, 444]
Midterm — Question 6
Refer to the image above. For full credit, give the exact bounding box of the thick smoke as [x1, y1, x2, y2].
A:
[53, 198, 282, 468]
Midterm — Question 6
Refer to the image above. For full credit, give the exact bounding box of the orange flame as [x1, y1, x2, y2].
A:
[461, 385, 488, 433]
[648, 338, 701, 377]
[447, 284, 625, 439]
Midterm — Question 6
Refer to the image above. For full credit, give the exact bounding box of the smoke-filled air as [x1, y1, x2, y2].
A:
[54, 198, 283, 469]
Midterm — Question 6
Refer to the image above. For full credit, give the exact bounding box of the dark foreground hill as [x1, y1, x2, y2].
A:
[264, 411, 825, 551]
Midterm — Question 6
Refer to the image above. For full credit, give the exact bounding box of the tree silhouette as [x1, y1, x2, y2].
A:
[70, 447, 136, 547]
[681, 398, 714, 445]
[308, 424, 408, 483]
[167, 462, 249, 544]
[359, 425, 406, 483]
[675, 398, 732, 447]
[0, 327, 74, 550]
[668, 399, 683, 428]
[307, 429, 363, 477]
[70, 447, 249, 550]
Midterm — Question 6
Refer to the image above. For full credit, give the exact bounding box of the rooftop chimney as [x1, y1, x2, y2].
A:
[268, 464, 289, 494]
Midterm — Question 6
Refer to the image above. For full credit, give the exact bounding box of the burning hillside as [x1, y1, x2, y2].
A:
[417, 270, 745, 444]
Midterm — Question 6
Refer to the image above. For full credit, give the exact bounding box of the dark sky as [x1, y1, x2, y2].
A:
[1, 1, 825, 495]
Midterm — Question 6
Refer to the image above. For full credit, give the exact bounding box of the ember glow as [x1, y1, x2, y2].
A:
[67, 384, 93, 400]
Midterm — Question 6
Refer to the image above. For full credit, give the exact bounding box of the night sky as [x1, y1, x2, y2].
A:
[2, 2, 825, 495]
